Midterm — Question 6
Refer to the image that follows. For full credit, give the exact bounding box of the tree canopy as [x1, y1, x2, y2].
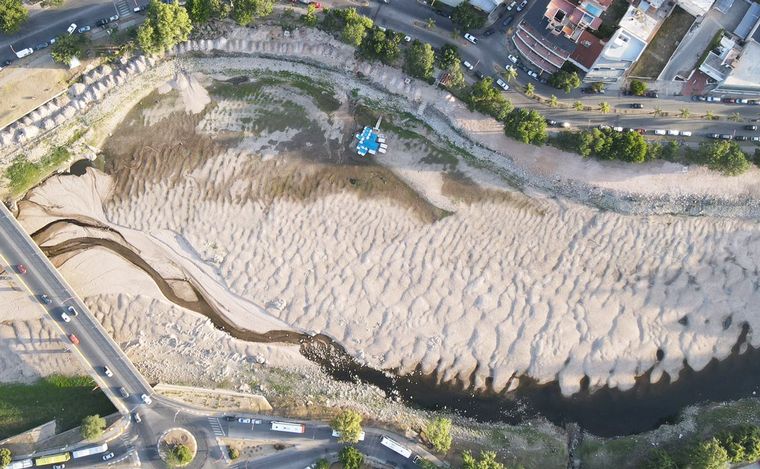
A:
[330, 409, 364, 444]
[302, 3, 318, 26]
[504, 108, 547, 144]
[438, 44, 460, 69]
[404, 40, 435, 81]
[0, 448, 12, 467]
[425, 417, 452, 454]
[323, 8, 373, 46]
[468, 78, 513, 121]
[185, 0, 221, 24]
[0, 0, 28, 34]
[641, 449, 677, 469]
[167, 444, 193, 466]
[339, 446, 364, 469]
[697, 140, 750, 176]
[358, 28, 401, 64]
[462, 450, 505, 469]
[50, 34, 86, 65]
[687, 438, 729, 469]
[231, 0, 274, 26]
[315, 459, 329, 469]
[80, 414, 106, 440]
[548, 70, 581, 93]
[137, 0, 192, 55]
[451, 2, 486, 31]
[629, 79, 647, 96]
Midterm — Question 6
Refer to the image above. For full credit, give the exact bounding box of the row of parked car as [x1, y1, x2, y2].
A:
[707, 133, 760, 142]
[692, 96, 760, 105]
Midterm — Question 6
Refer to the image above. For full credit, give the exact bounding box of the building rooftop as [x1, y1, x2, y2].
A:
[569, 30, 606, 70]
[522, 0, 580, 51]
[618, 4, 659, 41]
[677, 0, 714, 16]
[734, 2, 760, 39]
[720, 40, 760, 91]
[602, 27, 648, 62]
[470, 0, 503, 13]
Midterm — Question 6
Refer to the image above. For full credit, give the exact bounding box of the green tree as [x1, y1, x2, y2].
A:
[462, 450, 504, 469]
[426, 17, 435, 29]
[698, 140, 750, 175]
[80, 414, 106, 440]
[525, 83, 535, 97]
[438, 43, 460, 68]
[590, 82, 605, 93]
[359, 28, 401, 64]
[729, 112, 742, 122]
[331, 409, 364, 443]
[231, 0, 273, 25]
[505, 108, 547, 145]
[610, 130, 647, 163]
[445, 61, 465, 89]
[573, 100, 584, 111]
[425, 417, 452, 454]
[185, 0, 220, 23]
[315, 459, 329, 469]
[661, 140, 681, 161]
[451, 2, 486, 31]
[687, 438, 729, 469]
[504, 66, 518, 82]
[137, 0, 192, 55]
[599, 102, 611, 113]
[404, 40, 435, 80]
[718, 425, 760, 463]
[629, 79, 647, 96]
[468, 78, 513, 121]
[339, 446, 364, 469]
[641, 449, 677, 469]
[678, 108, 691, 118]
[705, 110, 717, 120]
[302, 3, 318, 26]
[228, 447, 240, 460]
[0, 0, 28, 33]
[50, 34, 86, 64]
[548, 70, 581, 93]
[0, 448, 12, 467]
[549, 95, 558, 107]
[167, 444, 193, 466]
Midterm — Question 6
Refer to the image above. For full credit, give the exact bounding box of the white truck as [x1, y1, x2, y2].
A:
[270, 421, 305, 434]
[380, 436, 412, 458]
[72, 443, 109, 459]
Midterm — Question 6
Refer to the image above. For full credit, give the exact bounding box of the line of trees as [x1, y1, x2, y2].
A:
[643, 425, 760, 469]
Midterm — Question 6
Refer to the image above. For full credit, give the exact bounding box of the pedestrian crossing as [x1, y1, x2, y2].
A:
[208, 416, 225, 437]
[114, 0, 132, 18]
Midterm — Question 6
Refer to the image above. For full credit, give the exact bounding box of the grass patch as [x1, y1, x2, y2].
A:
[5, 146, 71, 195]
[0, 375, 116, 440]
[630, 6, 695, 78]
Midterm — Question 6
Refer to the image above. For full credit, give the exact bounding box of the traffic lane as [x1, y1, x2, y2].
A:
[0, 3, 119, 62]
[232, 445, 339, 469]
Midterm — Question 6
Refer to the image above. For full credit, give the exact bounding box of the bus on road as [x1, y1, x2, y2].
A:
[270, 421, 305, 434]
[380, 436, 412, 458]
[33, 452, 71, 466]
[72, 443, 108, 459]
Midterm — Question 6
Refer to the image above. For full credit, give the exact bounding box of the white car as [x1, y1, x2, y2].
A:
[516, 0, 528, 11]
[61, 312, 71, 323]
[752, 136, 760, 142]
[496, 78, 509, 91]
[528, 70, 539, 79]
[67, 305, 78, 316]
[108, 14, 119, 22]
[707, 96, 721, 102]
[238, 417, 251, 423]
[140, 393, 152, 405]
[104, 366, 113, 377]
[67, 23, 77, 34]
[403, 35, 411, 42]
[613, 126, 624, 132]
[463, 33, 478, 44]
[666, 129, 680, 136]
[738, 98, 749, 104]
[507, 54, 518, 64]
[681, 131, 692, 137]
[561, 122, 571, 128]
[102, 452, 114, 461]
[462, 60, 474, 71]
[506, 0, 517, 10]
[654, 129, 667, 135]
[77, 25, 91, 34]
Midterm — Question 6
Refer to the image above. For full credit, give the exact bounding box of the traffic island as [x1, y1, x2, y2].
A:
[157, 428, 197, 468]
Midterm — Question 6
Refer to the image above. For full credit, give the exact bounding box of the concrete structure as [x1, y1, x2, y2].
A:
[678, 0, 715, 17]
[713, 40, 760, 94]
[698, 34, 739, 81]
[470, 0, 505, 13]
[584, 4, 657, 82]
[735, 1, 760, 40]
[512, 0, 610, 73]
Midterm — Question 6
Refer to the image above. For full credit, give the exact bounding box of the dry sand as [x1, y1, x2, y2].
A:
[13, 63, 760, 398]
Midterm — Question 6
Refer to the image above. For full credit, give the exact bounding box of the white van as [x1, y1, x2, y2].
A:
[680, 131, 692, 137]
[666, 129, 680, 136]
[654, 129, 667, 135]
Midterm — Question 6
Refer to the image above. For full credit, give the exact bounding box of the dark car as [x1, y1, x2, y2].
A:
[225, 415, 237, 421]
[483, 29, 495, 36]
[735, 135, 748, 141]
[630, 103, 643, 109]
[95, 18, 108, 26]
[16, 264, 27, 274]
[546, 119, 558, 126]
[501, 16, 514, 28]
[645, 91, 659, 98]
[34, 42, 49, 50]
[39, 294, 52, 305]
[474, 70, 485, 80]
[720, 134, 733, 140]
[119, 387, 129, 398]
[744, 125, 758, 131]
[708, 133, 720, 139]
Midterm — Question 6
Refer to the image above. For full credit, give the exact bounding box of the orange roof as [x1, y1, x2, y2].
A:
[569, 30, 605, 70]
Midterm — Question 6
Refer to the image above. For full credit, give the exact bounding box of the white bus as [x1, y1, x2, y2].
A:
[380, 436, 412, 458]
[72, 443, 108, 459]
[270, 421, 305, 434]
[7, 459, 33, 469]
[331, 429, 365, 441]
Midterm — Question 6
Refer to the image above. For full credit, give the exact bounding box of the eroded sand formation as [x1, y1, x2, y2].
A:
[13, 60, 760, 398]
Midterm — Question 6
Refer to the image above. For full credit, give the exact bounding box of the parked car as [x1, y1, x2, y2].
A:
[735, 135, 748, 141]
[61, 311, 71, 323]
[744, 125, 758, 131]
[645, 91, 659, 98]
[506, 0, 517, 10]
[653, 129, 666, 135]
[119, 387, 129, 398]
[501, 16, 513, 28]
[133, 411, 142, 423]
[95, 18, 108, 26]
[133, 5, 146, 12]
[34, 42, 49, 50]
[720, 134, 733, 140]
[104, 366, 113, 377]
[516, 0, 528, 11]
[108, 14, 119, 22]
[738, 98, 750, 104]
[507, 54, 518, 64]
[141, 393, 152, 405]
[706, 96, 721, 102]
[77, 25, 91, 34]
[238, 417, 252, 424]
[691, 95, 706, 101]
[613, 126, 624, 132]
[599, 124, 611, 130]
[752, 136, 760, 142]
[403, 35, 411, 42]
[225, 415, 237, 421]
[708, 133, 720, 139]
[560, 122, 571, 128]
[474, 70, 485, 80]
[16, 264, 26, 274]
[723, 98, 736, 103]
[527, 69, 538, 79]
[67, 23, 77, 34]
[463, 33, 478, 44]
[102, 452, 115, 461]
[52, 465, 65, 469]
[681, 131, 692, 137]
[546, 119, 558, 126]
[69, 334, 79, 345]
[462, 60, 474, 71]
[483, 29, 495, 36]
[666, 129, 680, 136]
[630, 103, 643, 109]
[66, 305, 78, 316]
[40, 294, 52, 305]
[495, 78, 509, 91]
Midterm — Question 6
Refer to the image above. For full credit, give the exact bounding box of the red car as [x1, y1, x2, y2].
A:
[69, 334, 80, 345]
[16, 264, 26, 274]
